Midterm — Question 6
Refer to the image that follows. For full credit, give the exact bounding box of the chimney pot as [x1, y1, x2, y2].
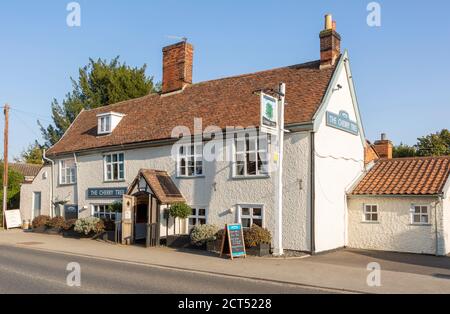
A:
[325, 14, 333, 30]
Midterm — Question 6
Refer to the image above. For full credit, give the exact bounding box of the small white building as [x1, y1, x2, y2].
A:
[348, 138, 450, 256]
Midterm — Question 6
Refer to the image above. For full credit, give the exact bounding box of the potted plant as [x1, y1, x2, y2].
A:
[190, 224, 219, 250]
[45, 216, 66, 235]
[62, 219, 78, 238]
[243, 224, 272, 257]
[166, 203, 191, 248]
[32, 215, 51, 233]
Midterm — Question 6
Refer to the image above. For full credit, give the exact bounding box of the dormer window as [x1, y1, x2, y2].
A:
[97, 112, 125, 135]
[99, 115, 111, 133]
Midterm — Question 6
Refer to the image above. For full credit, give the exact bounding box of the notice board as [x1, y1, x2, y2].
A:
[220, 224, 246, 260]
[5, 210, 22, 229]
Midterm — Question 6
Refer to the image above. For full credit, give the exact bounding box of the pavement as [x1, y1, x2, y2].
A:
[1, 229, 450, 294]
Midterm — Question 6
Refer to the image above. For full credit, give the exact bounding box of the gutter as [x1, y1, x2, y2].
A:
[42, 149, 55, 218]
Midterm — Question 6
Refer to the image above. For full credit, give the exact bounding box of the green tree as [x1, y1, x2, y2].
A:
[393, 143, 417, 158]
[39, 57, 158, 146]
[415, 129, 450, 157]
[15, 141, 44, 164]
[0, 164, 24, 210]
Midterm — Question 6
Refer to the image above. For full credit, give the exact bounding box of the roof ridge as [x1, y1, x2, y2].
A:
[80, 60, 324, 114]
[189, 60, 322, 87]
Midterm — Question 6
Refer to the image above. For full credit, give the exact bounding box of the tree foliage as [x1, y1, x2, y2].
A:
[415, 129, 450, 157]
[393, 129, 450, 158]
[15, 141, 44, 164]
[0, 164, 24, 209]
[39, 57, 158, 146]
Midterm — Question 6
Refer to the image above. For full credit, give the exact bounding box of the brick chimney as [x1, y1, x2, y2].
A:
[162, 41, 193, 94]
[373, 133, 393, 159]
[320, 14, 341, 69]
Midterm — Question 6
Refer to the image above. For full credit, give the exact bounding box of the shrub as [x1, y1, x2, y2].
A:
[190, 224, 219, 246]
[102, 218, 116, 231]
[63, 219, 77, 231]
[74, 217, 105, 235]
[46, 216, 66, 230]
[108, 201, 122, 213]
[32, 215, 51, 229]
[243, 224, 272, 248]
[169, 203, 192, 219]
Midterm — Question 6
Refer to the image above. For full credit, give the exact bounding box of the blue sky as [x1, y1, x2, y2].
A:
[0, 0, 449, 159]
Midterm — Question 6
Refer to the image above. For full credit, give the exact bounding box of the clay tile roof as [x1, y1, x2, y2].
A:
[139, 169, 185, 204]
[9, 163, 42, 178]
[351, 156, 450, 196]
[46, 60, 336, 156]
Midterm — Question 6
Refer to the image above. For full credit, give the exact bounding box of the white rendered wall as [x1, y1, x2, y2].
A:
[348, 196, 443, 255]
[313, 59, 365, 253]
[21, 131, 312, 251]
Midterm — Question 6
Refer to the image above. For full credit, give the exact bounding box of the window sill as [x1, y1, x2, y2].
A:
[232, 175, 270, 180]
[361, 221, 380, 224]
[410, 223, 432, 227]
[58, 183, 77, 187]
[177, 175, 206, 180]
[103, 180, 127, 183]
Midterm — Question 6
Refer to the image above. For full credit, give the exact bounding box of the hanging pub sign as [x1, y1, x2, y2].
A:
[64, 204, 79, 220]
[220, 224, 246, 260]
[260, 93, 278, 135]
[326, 110, 359, 136]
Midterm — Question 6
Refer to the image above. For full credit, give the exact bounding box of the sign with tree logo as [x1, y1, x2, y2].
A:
[260, 93, 278, 135]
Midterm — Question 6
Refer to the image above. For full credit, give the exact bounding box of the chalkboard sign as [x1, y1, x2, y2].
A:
[220, 224, 246, 260]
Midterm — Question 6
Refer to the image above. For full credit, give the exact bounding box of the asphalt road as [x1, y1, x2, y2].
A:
[0, 245, 334, 294]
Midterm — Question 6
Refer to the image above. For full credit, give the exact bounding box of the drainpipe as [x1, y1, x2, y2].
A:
[42, 149, 55, 218]
[73, 152, 79, 215]
[434, 196, 443, 256]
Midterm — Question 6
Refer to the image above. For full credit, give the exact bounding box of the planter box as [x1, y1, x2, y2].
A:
[165, 235, 191, 248]
[62, 230, 95, 239]
[246, 243, 271, 257]
[206, 239, 222, 253]
[32, 226, 47, 234]
[45, 228, 61, 235]
[95, 231, 116, 242]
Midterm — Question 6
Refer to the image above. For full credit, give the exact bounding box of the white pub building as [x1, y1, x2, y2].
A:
[20, 15, 450, 256]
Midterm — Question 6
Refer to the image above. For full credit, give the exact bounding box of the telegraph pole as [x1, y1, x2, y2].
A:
[2, 104, 9, 229]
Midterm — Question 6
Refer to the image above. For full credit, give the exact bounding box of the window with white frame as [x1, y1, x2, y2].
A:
[188, 207, 207, 230]
[59, 159, 76, 184]
[177, 143, 203, 177]
[411, 205, 429, 225]
[92, 204, 119, 221]
[104, 153, 125, 181]
[363, 204, 378, 222]
[234, 134, 269, 177]
[239, 205, 263, 228]
[98, 115, 111, 134]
